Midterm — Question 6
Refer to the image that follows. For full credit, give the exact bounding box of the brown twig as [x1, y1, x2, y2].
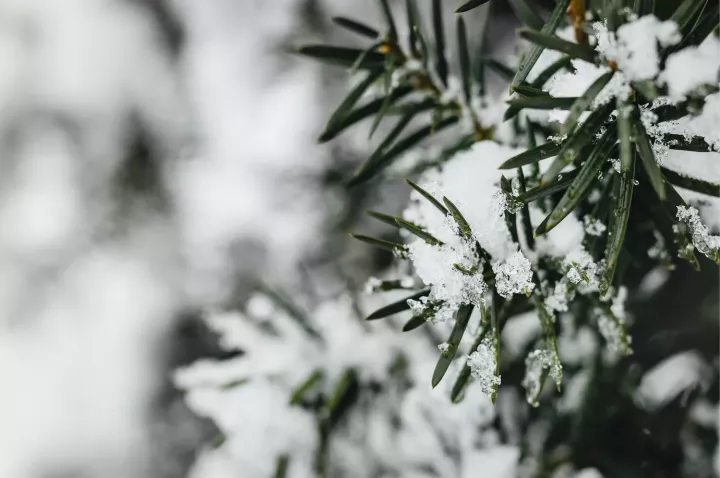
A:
[568, 0, 589, 46]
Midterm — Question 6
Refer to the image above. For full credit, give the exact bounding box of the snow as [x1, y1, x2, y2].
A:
[558, 325, 598, 367]
[492, 251, 535, 299]
[468, 336, 502, 396]
[402, 141, 531, 320]
[185, 381, 317, 478]
[564, 246, 602, 292]
[558, 370, 591, 413]
[676, 205, 720, 260]
[407, 238, 487, 322]
[531, 207, 586, 259]
[176, 288, 517, 478]
[661, 35, 720, 101]
[583, 216, 607, 236]
[596, 311, 629, 356]
[686, 92, 720, 152]
[404, 141, 522, 261]
[545, 280, 572, 313]
[635, 351, 711, 411]
[593, 16, 680, 81]
[542, 60, 629, 123]
[636, 266, 670, 299]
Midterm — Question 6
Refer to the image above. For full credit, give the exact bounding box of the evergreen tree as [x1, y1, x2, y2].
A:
[179, 1, 719, 477]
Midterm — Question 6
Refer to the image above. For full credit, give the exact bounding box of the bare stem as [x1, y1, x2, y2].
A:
[568, 0, 589, 46]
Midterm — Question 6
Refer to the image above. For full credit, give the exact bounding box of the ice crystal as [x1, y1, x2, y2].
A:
[493, 251, 535, 299]
[522, 349, 560, 407]
[468, 336, 502, 396]
[583, 216, 607, 236]
[438, 342, 451, 355]
[676, 206, 720, 260]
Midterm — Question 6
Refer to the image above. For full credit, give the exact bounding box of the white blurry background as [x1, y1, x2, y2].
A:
[0, 0, 351, 476]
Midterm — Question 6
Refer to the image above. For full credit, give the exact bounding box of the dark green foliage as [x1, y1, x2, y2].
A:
[291, 1, 720, 476]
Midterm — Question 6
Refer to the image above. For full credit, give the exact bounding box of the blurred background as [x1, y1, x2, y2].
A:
[0, 1, 716, 478]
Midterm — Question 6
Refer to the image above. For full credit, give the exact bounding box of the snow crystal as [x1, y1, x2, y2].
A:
[566, 268, 582, 284]
[563, 247, 601, 291]
[492, 251, 535, 299]
[407, 296, 429, 316]
[597, 312, 629, 356]
[492, 189, 523, 216]
[676, 205, 720, 260]
[545, 280, 572, 313]
[583, 216, 607, 236]
[593, 15, 680, 81]
[661, 35, 720, 101]
[407, 239, 487, 320]
[437, 342, 451, 355]
[468, 336, 502, 396]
